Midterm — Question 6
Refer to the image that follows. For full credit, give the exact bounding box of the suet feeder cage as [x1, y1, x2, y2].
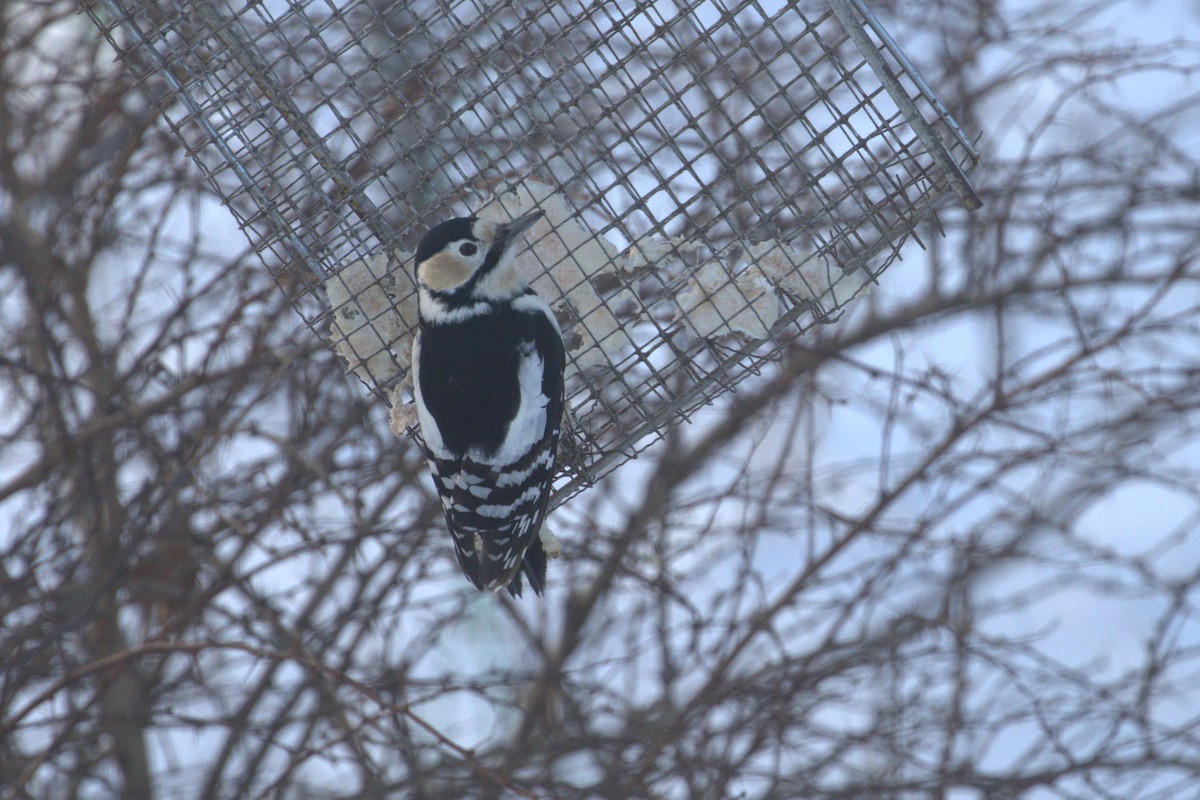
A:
[87, 0, 981, 505]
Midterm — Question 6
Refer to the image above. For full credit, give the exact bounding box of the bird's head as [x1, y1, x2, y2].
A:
[413, 210, 543, 310]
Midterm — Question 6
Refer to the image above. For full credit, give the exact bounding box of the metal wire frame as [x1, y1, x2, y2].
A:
[84, 0, 981, 506]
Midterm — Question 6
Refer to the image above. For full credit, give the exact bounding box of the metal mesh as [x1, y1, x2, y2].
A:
[85, 0, 981, 504]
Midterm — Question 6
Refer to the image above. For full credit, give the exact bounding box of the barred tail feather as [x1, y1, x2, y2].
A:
[448, 534, 484, 591]
[433, 453, 552, 596]
[444, 515, 547, 597]
[476, 510, 550, 596]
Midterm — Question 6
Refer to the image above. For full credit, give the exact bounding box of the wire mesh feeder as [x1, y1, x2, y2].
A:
[87, 0, 981, 506]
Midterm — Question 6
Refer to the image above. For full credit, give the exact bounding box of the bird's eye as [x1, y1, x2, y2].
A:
[459, 243, 478, 257]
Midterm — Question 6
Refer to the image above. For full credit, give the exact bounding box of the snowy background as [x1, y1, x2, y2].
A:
[1, 1, 1199, 798]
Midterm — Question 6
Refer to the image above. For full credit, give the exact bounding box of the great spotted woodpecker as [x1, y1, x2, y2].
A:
[411, 210, 564, 596]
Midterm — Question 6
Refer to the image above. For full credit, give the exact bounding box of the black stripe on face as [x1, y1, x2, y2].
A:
[461, 211, 542, 291]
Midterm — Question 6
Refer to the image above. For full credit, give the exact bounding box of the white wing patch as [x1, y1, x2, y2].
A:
[475, 340, 549, 465]
[411, 332, 449, 458]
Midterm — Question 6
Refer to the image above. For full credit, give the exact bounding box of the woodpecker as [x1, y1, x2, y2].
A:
[411, 210, 565, 596]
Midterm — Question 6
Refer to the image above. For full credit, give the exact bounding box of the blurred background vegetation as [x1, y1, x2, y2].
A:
[1, 1, 1198, 798]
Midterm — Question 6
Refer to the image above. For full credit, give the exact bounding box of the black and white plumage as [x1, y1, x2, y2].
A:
[411, 210, 565, 596]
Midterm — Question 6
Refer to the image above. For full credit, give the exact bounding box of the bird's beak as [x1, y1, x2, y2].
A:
[497, 209, 544, 247]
